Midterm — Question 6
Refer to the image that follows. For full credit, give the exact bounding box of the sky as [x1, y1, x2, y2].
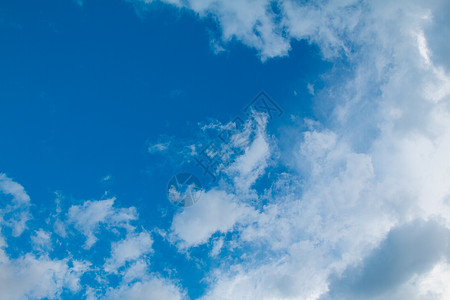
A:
[0, 0, 450, 299]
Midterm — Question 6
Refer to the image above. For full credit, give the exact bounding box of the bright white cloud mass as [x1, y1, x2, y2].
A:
[2, 0, 450, 299]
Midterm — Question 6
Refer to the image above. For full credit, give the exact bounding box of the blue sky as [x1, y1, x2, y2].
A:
[1, 0, 450, 299]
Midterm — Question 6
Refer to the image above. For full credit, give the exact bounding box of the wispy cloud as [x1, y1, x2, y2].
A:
[67, 198, 137, 249]
[0, 173, 31, 237]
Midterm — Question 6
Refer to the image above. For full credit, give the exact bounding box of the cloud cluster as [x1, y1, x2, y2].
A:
[131, 0, 450, 299]
[0, 254, 88, 300]
[0, 174, 87, 299]
[0, 174, 185, 300]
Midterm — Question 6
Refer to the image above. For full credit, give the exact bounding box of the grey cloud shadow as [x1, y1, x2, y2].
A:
[322, 219, 450, 300]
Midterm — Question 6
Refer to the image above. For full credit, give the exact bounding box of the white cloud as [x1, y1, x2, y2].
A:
[101, 174, 113, 182]
[31, 229, 52, 252]
[106, 276, 185, 300]
[417, 261, 450, 299]
[0, 173, 31, 237]
[67, 197, 138, 248]
[226, 117, 271, 192]
[209, 237, 224, 257]
[104, 231, 153, 273]
[0, 254, 88, 300]
[307, 83, 315, 96]
[171, 189, 256, 248]
[134, 0, 363, 60]
[148, 142, 171, 153]
[122, 260, 149, 283]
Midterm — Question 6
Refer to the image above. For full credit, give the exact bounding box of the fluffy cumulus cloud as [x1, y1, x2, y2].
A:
[0, 175, 184, 300]
[129, 0, 450, 299]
